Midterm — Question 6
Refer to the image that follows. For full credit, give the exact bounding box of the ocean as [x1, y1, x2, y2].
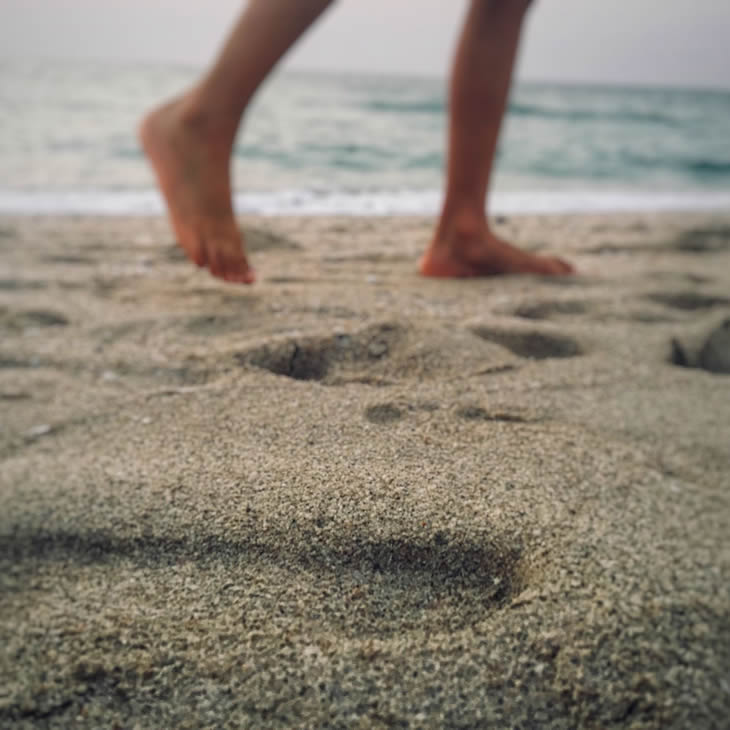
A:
[1, 59, 729, 216]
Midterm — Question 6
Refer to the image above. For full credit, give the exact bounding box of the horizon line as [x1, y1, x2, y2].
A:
[1, 53, 729, 95]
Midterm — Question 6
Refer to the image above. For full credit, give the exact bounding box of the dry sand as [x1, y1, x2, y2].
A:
[1, 212, 729, 728]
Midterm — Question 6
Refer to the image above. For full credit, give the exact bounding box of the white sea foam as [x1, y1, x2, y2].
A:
[1, 189, 730, 217]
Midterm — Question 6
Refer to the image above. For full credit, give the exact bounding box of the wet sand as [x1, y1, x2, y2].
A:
[1, 213, 729, 728]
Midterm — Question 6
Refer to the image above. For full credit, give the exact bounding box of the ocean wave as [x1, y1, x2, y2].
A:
[364, 99, 445, 114]
[684, 160, 730, 177]
[2, 189, 730, 216]
[509, 102, 679, 127]
[362, 98, 682, 127]
[621, 152, 730, 179]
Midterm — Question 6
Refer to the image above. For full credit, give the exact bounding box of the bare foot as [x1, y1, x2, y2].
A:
[139, 100, 254, 283]
[420, 219, 574, 278]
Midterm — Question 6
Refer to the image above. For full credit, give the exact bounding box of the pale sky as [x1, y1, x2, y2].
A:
[1, 0, 729, 89]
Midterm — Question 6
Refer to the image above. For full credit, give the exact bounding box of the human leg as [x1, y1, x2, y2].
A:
[420, 0, 573, 277]
[140, 0, 334, 282]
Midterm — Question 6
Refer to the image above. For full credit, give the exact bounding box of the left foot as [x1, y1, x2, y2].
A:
[139, 97, 255, 284]
[420, 219, 574, 278]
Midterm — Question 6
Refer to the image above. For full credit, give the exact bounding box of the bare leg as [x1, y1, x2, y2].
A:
[139, 0, 334, 283]
[421, 0, 573, 277]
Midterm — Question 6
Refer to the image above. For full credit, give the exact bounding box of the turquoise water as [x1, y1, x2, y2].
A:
[1, 59, 729, 214]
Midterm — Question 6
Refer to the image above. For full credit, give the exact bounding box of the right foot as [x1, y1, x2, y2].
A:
[139, 99, 254, 283]
[420, 218, 574, 278]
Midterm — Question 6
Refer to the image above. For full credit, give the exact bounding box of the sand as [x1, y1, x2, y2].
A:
[1, 212, 729, 728]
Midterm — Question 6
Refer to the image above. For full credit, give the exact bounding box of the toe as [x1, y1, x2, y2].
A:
[223, 268, 255, 284]
[186, 236, 207, 268]
[206, 245, 227, 281]
[191, 242, 207, 267]
[221, 247, 254, 283]
[205, 237, 254, 284]
[543, 256, 573, 275]
[173, 224, 207, 267]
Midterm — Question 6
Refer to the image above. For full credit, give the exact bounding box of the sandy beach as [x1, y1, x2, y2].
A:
[1, 212, 729, 728]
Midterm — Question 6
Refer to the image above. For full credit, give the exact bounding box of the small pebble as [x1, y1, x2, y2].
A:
[368, 341, 388, 358]
[699, 319, 730, 374]
[26, 424, 52, 438]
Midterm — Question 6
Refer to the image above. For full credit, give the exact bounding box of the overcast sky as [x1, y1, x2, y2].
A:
[1, 0, 729, 89]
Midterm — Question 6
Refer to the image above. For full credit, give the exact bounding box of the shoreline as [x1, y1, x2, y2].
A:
[2, 189, 730, 217]
[1, 211, 729, 727]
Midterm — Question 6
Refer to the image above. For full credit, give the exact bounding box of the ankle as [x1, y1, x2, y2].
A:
[434, 207, 489, 247]
[176, 88, 240, 149]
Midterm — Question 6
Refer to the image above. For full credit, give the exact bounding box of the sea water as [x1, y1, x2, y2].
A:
[1, 59, 729, 216]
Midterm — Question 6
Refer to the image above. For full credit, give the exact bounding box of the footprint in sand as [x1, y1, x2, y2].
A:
[363, 401, 439, 424]
[238, 322, 522, 385]
[41, 254, 96, 265]
[647, 291, 730, 312]
[0, 279, 47, 291]
[512, 300, 589, 321]
[672, 225, 730, 253]
[236, 322, 404, 383]
[184, 314, 248, 337]
[456, 406, 535, 423]
[671, 319, 730, 374]
[1, 524, 522, 637]
[470, 325, 583, 360]
[364, 403, 403, 424]
[0, 355, 42, 369]
[0, 308, 69, 331]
